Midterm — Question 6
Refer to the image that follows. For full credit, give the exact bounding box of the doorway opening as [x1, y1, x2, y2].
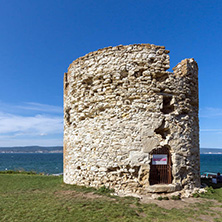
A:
[149, 145, 172, 185]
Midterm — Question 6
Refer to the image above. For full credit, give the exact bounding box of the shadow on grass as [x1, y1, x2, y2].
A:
[201, 178, 222, 190]
[0, 170, 37, 175]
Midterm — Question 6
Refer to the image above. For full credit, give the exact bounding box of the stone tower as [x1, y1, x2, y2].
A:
[63, 44, 200, 195]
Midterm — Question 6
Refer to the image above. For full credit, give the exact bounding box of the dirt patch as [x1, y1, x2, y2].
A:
[188, 215, 216, 222]
[54, 190, 110, 200]
[140, 197, 222, 221]
[210, 206, 222, 211]
[197, 214, 219, 222]
[140, 197, 206, 210]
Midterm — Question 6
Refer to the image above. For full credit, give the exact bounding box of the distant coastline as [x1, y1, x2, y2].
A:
[200, 148, 222, 154]
[0, 146, 221, 154]
[0, 146, 63, 154]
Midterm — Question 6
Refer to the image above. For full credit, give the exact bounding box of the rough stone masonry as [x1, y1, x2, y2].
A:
[63, 44, 200, 196]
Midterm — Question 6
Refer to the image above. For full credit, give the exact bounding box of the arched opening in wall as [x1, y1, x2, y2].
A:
[149, 146, 172, 185]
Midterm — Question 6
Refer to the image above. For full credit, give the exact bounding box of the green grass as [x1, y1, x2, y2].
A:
[0, 173, 222, 222]
[198, 178, 222, 202]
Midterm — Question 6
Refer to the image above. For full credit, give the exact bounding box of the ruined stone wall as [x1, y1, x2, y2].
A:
[63, 44, 200, 195]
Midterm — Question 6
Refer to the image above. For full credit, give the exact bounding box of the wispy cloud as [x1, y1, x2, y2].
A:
[200, 129, 222, 135]
[200, 129, 222, 132]
[0, 101, 63, 115]
[200, 107, 222, 118]
[15, 102, 63, 114]
[0, 112, 63, 135]
[0, 101, 63, 146]
[0, 138, 63, 147]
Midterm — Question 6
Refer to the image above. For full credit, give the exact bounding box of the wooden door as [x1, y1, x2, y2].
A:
[149, 146, 172, 185]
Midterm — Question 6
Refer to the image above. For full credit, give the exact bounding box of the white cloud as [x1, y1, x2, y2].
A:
[0, 101, 63, 114]
[0, 101, 64, 146]
[200, 107, 222, 118]
[16, 102, 63, 114]
[0, 138, 63, 147]
[0, 112, 63, 135]
[200, 129, 222, 132]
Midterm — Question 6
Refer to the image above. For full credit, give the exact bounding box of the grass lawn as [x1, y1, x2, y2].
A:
[0, 173, 222, 222]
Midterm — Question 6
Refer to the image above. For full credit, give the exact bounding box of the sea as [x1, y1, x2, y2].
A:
[0, 153, 63, 174]
[0, 153, 221, 175]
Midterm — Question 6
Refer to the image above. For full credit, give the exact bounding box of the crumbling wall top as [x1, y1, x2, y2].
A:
[68, 43, 170, 70]
[173, 58, 198, 77]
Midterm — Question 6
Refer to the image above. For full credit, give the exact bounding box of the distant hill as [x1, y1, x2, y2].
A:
[200, 148, 222, 154]
[0, 146, 63, 153]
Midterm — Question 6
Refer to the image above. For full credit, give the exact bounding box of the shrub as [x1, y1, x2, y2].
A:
[171, 195, 181, 200]
[157, 196, 163, 200]
[192, 192, 200, 198]
[206, 186, 215, 194]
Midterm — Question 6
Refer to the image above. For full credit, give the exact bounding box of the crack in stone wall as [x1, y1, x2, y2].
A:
[63, 43, 200, 195]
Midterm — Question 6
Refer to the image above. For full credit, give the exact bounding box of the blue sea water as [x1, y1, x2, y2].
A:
[200, 154, 222, 174]
[0, 153, 221, 175]
[0, 153, 63, 174]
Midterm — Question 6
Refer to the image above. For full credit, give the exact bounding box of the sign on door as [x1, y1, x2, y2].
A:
[152, 154, 167, 165]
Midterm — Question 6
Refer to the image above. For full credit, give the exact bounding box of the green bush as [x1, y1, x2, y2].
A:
[157, 196, 163, 200]
[192, 192, 200, 198]
[206, 186, 215, 194]
[171, 195, 181, 200]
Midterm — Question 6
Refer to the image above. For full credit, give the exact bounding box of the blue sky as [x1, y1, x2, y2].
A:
[0, 0, 221, 147]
